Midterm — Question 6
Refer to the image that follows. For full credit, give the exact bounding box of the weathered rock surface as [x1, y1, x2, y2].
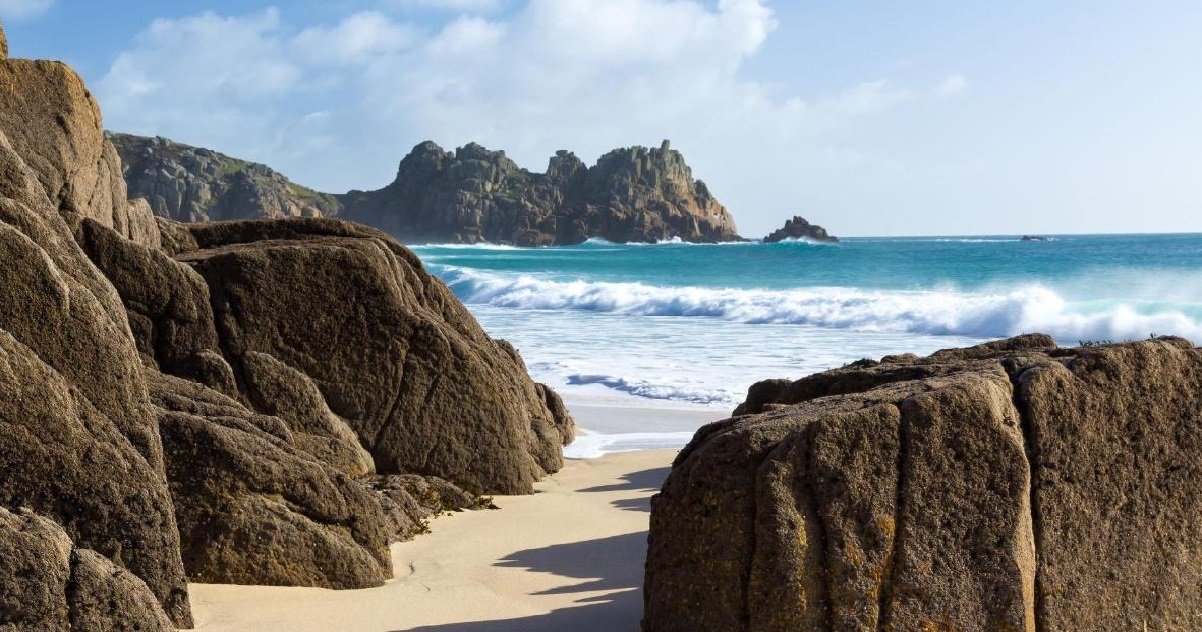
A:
[762, 215, 837, 243]
[114, 133, 742, 245]
[0, 44, 192, 626]
[175, 217, 574, 493]
[150, 370, 393, 589]
[644, 335, 1202, 631]
[111, 133, 342, 222]
[0, 507, 175, 631]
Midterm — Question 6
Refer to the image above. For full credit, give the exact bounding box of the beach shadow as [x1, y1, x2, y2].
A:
[399, 532, 648, 632]
[578, 467, 670, 494]
[577, 467, 670, 514]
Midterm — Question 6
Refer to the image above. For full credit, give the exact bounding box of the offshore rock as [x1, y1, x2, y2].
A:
[762, 215, 838, 243]
[644, 336, 1202, 631]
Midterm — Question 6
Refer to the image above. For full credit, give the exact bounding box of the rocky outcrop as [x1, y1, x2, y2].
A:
[762, 215, 837, 243]
[342, 139, 741, 245]
[1, 26, 574, 629]
[110, 133, 342, 222]
[0, 507, 175, 631]
[0, 46, 192, 627]
[644, 335, 1202, 631]
[175, 217, 572, 493]
[114, 133, 743, 245]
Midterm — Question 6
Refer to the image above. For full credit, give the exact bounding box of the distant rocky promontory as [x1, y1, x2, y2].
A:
[762, 215, 838, 243]
[112, 134, 742, 246]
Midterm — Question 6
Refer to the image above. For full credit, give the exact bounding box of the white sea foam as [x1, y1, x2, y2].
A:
[566, 374, 734, 405]
[440, 267, 1202, 343]
[412, 242, 522, 250]
[562, 431, 698, 459]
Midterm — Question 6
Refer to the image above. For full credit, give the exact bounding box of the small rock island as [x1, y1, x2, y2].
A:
[763, 215, 838, 243]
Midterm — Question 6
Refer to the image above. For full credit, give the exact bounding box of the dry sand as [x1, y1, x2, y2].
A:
[188, 449, 677, 632]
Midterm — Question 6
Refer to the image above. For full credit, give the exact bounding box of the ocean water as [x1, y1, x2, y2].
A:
[412, 234, 1202, 455]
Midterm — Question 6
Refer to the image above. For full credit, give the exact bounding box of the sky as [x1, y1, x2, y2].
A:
[2, 0, 1200, 237]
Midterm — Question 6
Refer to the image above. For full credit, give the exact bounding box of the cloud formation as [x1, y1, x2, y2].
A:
[97, 0, 958, 235]
[0, 0, 53, 21]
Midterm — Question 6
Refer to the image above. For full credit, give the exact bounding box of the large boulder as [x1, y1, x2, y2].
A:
[644, 336, 1202, 631]
[175, 217, 573, 494]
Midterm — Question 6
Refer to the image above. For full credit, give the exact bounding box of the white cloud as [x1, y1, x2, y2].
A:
[935, 73, 968, 98]
[97, 0, 944, 234]
[0, 0, 53, 21]
[389, 0, 503, 12]
[293, 12, 418, 65]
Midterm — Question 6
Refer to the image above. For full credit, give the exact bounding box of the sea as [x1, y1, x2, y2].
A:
[411, 234, 1202, 457]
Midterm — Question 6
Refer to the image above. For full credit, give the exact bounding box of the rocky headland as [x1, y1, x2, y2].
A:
[643, 334, 1202, 631]
[762, 214, 838, 243]
[0, 27, 571, 629]
[113, 134, 742, 246]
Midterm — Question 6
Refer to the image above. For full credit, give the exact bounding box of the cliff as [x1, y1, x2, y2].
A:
[762, 215, 838, 243]
[0, 27, 572, 629]
[643, 334, 1202, 631]
[113, 134, 742, 245]
[110, 133, 342, 222]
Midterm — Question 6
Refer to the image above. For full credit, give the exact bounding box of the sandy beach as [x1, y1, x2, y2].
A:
[188, 448, 679, 632]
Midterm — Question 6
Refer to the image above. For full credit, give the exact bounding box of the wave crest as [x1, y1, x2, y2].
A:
[438, 266, 1202, 343]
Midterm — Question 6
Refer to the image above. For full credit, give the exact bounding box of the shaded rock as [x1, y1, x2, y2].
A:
[74, 217, 222, 388]
[66, 548, 176, 632]
[241, 350, 375, 477]
[644, 336, 1202, 631]
[0, 507, 174, 631]
[150, 370, 392, 588]
[762, 215, 837, 243]
[175, 217, 574, 494]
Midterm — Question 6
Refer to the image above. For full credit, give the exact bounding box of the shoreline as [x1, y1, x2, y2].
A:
[188, 449, 678, 631]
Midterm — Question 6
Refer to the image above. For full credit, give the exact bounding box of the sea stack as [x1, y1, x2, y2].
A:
[763, 215, 838, 243]
[643, 335, 1202, 631]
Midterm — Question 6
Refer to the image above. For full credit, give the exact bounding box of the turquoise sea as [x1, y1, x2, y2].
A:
[413, 234, 1202, 454]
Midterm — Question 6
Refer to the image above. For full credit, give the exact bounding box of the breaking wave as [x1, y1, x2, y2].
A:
[438, 266, 1202, 343]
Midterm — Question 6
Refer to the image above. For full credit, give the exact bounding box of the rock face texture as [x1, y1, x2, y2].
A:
[1, 27, 573, 629]
[644, 335, 1202, 632]
[0, 507, 175, 632]
[762, 215, 838, 243]
[175, 217, 572, 493]
[111, 133, 342, 222]
[0, 44, 192, 628]
[114, 134, 742, 245]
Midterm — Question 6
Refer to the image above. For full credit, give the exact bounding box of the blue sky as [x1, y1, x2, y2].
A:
[3, 0, 1200, 237]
